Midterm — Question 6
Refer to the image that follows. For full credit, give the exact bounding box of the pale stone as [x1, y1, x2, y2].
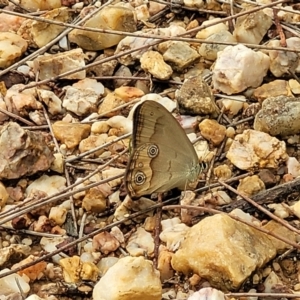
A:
[33, 48, 86, 81]
[0, 12, 25, 32]
[160, 222, 190, 252]
[114, 196, 155, 223]
[98, 87, 144, 117]
[0, 96, 9, 123]
[97, 257, 119, 276]
[115, 24, 186, 65]
[263, 220, 296, 251]
[184, 0, 204, 8]
[194, 139, 213, 163]
[52, 121, 91, 148]
[91, 121, 110, 134]
[59, 35, 68, 50]
[140, 51, 173, 80]
[132, 2, 150, 21]
[196, 18, 228, 40]
[289, 79, 300, 94]
[171, 214, 276, 291]
[233, 8, 272, 44]
[268, 204, 289, 219]
[253, 80, 292, 103]
[0, 181, 8, 208]
[226, 127, 235, 139]
[221, 97, 244, 116]
[213, 165, 232, 181]
[0, 32, 27, 68]
[102, 168, 124, 188]
[148, 1, 166, 15]
[226, 129, 288, 170]
[0, 268, 30, 296]
[40, 236, 69, 264]
[92, 256, 162, 300]
[111, 226, 125, 245]
[126, 227, 154, 256]
[266, 38, 300, 77]
[50, 153, 64, 173]
[212, 44, 270, 94]
[25, 295, 44, 300]
[198, 31, 236, 61]
[17, 8, 72, 48]
[26, 175, 66, 197]
[19, 0, 61, 11]
[199, 119, 226, 146]
[237, 175, 265, 197]
[160, 41, 200, 71]
[106, 116, 132, 136]
[48, 206, 67, 226]
[114, 65, 132, 87]
[115, 86, 145, 100]
[188, 288, 226, 300]
[209, 190, 232, 205]
[69, 5, 137, 50]
[229, 209, 261, 227]
[73, 78, 105, 95]
[0, 123, 54, 180]
[82, 186, 107, 213]
[176, 76, 218, 116]
[63, 88, 98, 116]
[37, 89, 62, 115]
[254, 96, 300, 136]
[4, 84, 40, 116]
[290, 200, 300, 220]
[157, 249, 174, 281]
[79, 134, 108, 156]
[263, 271, 283, 294]
[200, 190, 232, 206]
[28, 110, 46, 125]
[287, 157, 300, 178]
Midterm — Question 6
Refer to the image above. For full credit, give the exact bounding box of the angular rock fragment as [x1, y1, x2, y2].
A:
[93, 256, 162, 300]
[17, 8, 73, 48]
[0, 32, 27, 68]
[33, 48, 86, 80]
[176, 76, 218, 116]
[0, 122, 54, 180]
[212, 44, 270, 94]
[171, 214, 276, 291]
[254, 96, 300, 136]
[69, 5, 137, 50]
[226, 129, 288, 170]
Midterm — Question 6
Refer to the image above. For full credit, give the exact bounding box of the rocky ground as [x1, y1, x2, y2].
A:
[0, 0, 300, 299]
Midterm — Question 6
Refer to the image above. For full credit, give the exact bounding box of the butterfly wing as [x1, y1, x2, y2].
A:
[125, 100, 200, 198]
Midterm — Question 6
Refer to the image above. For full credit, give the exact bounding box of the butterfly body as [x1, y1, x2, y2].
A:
[125, 100, 200, 199]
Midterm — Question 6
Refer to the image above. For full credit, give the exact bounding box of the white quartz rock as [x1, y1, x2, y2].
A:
[26, 175, 66, 197]
[226, 129, 288, 170]
[0, 268, 30, 296]
[93, 256, 162, 300]
[212, 44, 270, 94]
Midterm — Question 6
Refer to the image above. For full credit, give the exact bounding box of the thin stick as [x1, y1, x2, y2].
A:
[219, 181, 300, 236]
[154, 193, 163, 268]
